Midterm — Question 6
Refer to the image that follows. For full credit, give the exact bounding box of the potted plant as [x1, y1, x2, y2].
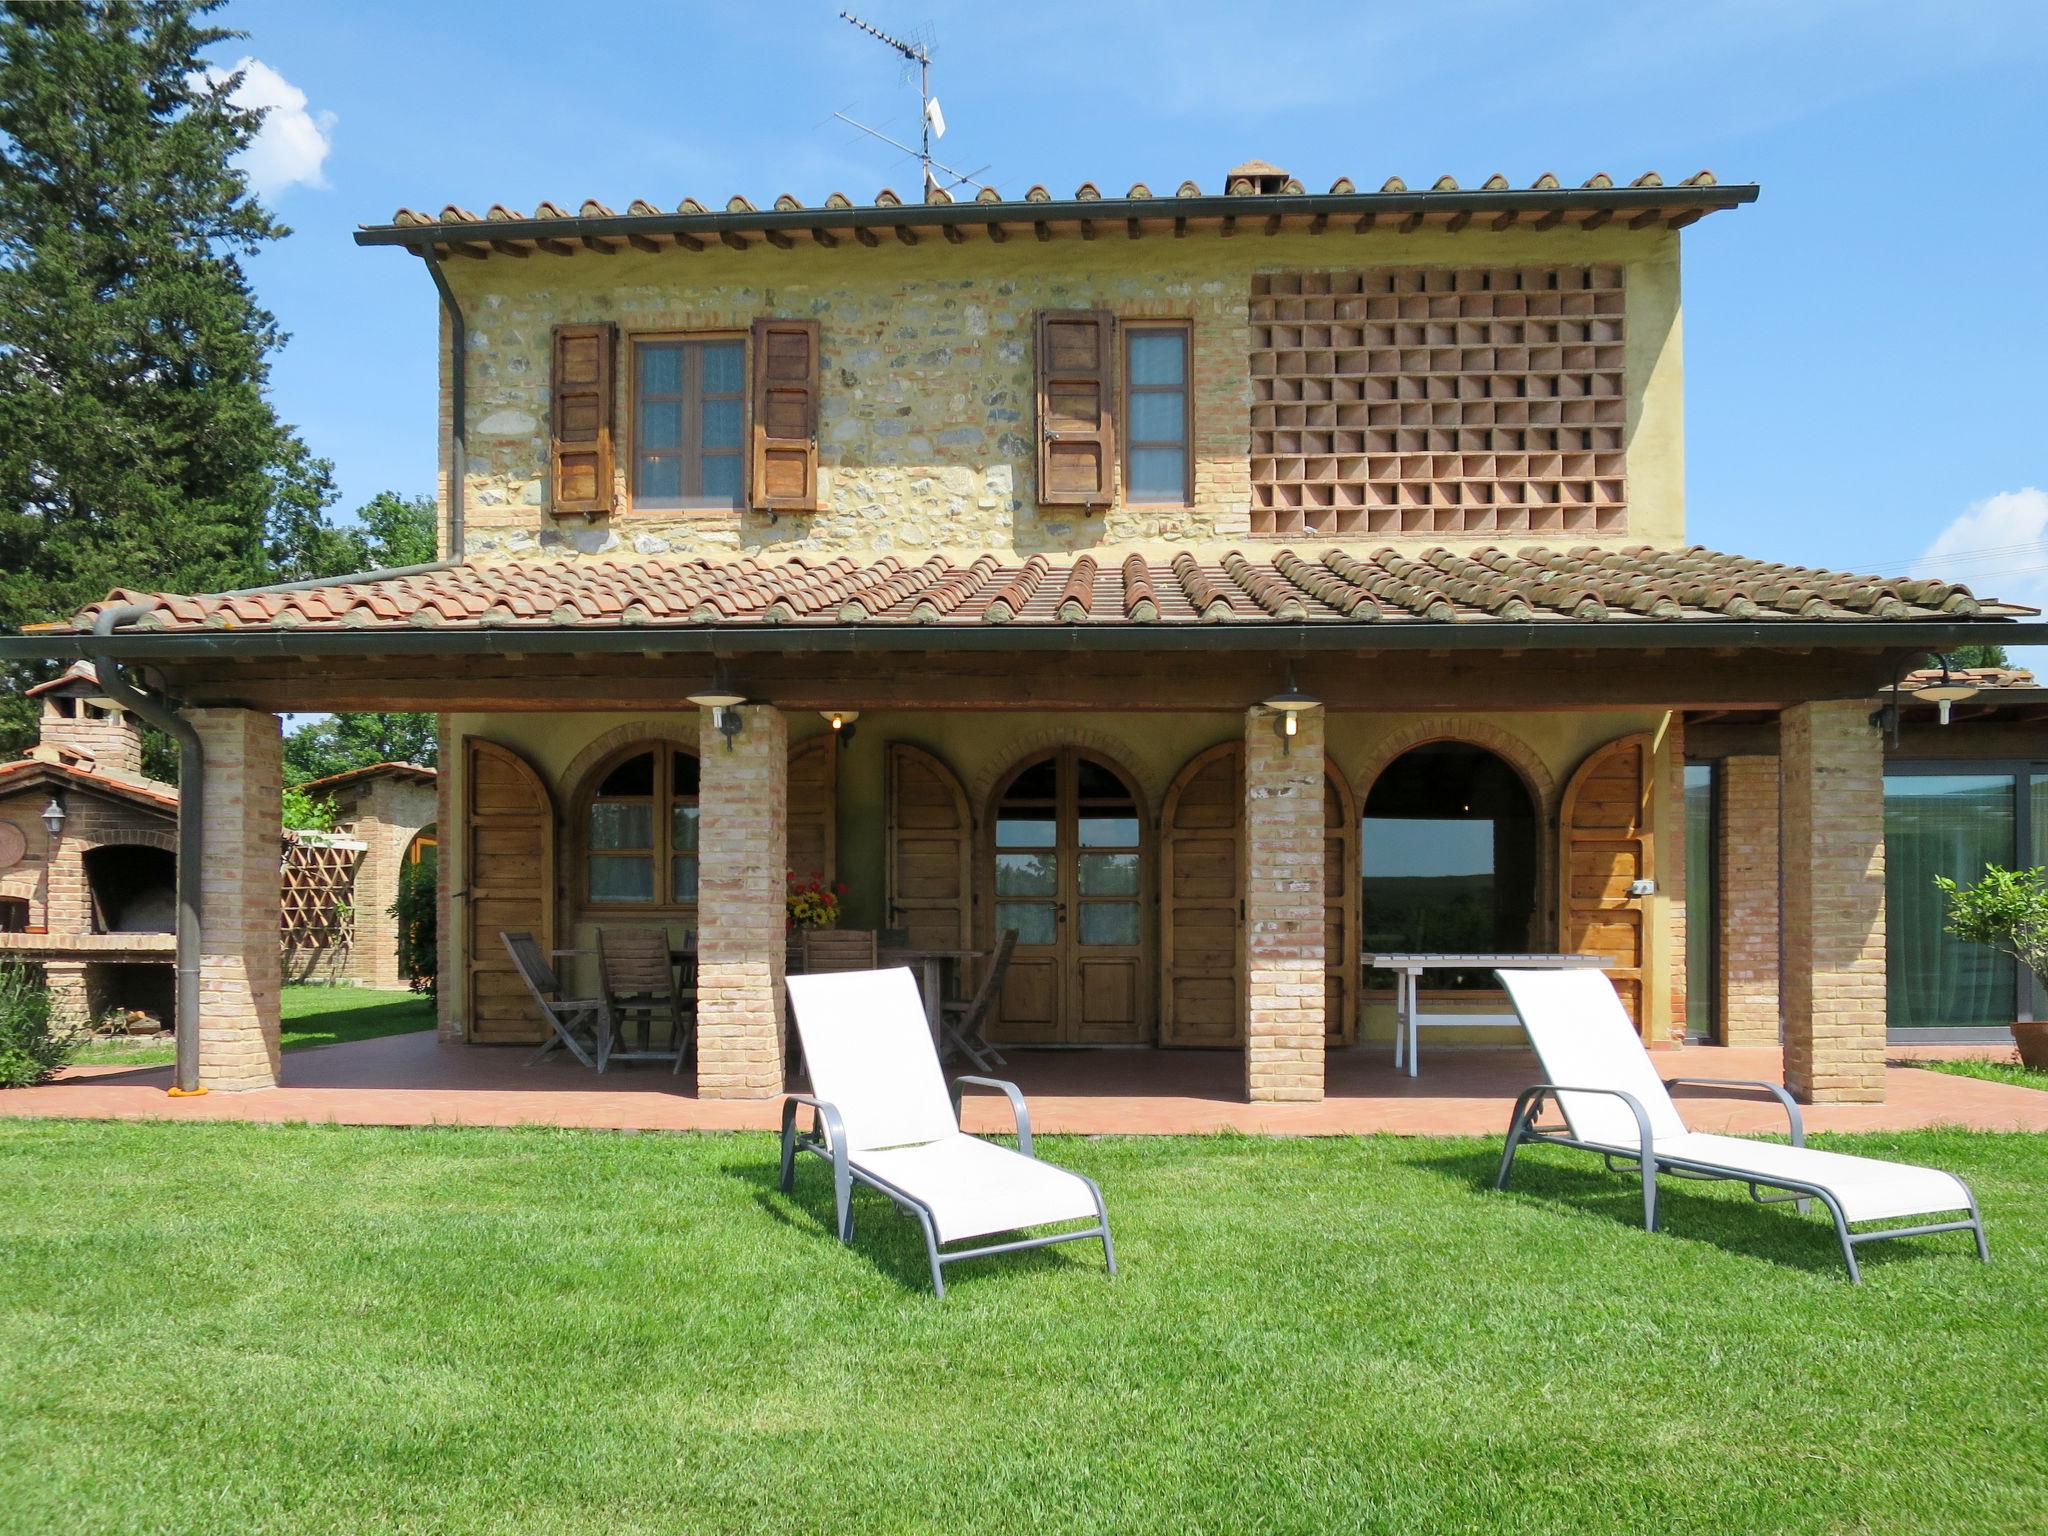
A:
[785, 871, 847, 931]
[1937, 864, 2048, 1068]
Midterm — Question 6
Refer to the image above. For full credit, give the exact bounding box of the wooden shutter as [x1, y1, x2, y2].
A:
[1035, 309, 1117, 507]
[786, 735, 838, 886]
[750, 317, 820, 512]
[1558, 731, 1656, 1035]
[1324, 768, 1360, 1047]
[1160, 744, 1244, 1046]
[550, 322, 615, 515]
[461, 738, 556, 1044]
[885, 743, 973, 952]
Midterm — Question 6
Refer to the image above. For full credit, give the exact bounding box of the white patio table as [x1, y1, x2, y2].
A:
[1364, 952, 1613, 1078]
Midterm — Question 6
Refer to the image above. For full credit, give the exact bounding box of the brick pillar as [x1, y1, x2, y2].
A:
[43, 961, 94, 1032]
[189, 709, 283, 1091]
[1719, 755, 1782, 1047]
[1244, 704, 1326, 1103]
[695, 704, 788, 1099]
[1780, 701, 1885, 1103]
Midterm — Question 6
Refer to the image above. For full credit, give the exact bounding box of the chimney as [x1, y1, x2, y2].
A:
[27, 663, 148, 781]
[1226, 159, 1291, 195]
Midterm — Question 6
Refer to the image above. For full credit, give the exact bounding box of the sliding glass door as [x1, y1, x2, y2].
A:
[1884, 768, 2020, 1029]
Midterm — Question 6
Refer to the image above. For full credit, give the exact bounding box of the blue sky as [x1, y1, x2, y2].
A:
[216, 0, 2047, 624]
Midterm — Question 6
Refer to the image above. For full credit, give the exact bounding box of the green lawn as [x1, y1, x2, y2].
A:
[66, 984, 432, 1067]
[1, 1122, 2042, 1534]
[1911, 1055, 2048, 1093]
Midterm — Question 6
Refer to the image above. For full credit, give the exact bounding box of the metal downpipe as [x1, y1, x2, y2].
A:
[84, 607, 206, 1094]
[422, 251, 466, 558]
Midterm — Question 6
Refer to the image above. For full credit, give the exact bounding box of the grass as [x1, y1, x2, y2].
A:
[0, 1121, 2042, 1534]
[65, 984, 433, 1067]
[1910, 1054, 2048, 1093]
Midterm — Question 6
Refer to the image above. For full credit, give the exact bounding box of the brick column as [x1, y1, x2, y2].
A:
[695, 705, 788, 1099]
[43, 961, 94, 1032]
[1719, 755, 1782, 1047]
[1780, 702, 1886, 1103]
[1244, 704, 1326, 1102]
[189, 709, 283, 1091]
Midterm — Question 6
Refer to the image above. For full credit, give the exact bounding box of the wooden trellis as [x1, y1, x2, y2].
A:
[280, 831, 367, 951]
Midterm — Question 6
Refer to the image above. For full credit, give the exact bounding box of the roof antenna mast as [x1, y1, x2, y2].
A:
[835, 11, 988, 197]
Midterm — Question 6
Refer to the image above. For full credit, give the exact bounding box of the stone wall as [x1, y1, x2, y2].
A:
[328, 776, 437, 989]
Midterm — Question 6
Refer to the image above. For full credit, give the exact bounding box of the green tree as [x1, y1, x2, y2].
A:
[278, 490, 439, 582]
[0, 0, 335, 758]
[284, 712, 439, 786]
[1946, 643, 2011, 670]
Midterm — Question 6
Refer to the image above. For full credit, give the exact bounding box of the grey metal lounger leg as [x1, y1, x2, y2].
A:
[1081, 1172, 1117, 1278]
[915, 1206, 946, 1299]
[1496, 1087, 1546, 1191]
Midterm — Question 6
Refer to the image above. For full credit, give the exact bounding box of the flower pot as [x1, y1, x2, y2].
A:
[2011, 1021, 2048, 1071]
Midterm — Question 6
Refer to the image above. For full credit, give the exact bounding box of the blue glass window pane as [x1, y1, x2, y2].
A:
[702, 398, 743, 449]
[996, 852, 1058, 896]
[640, 400, 683, 450]
[996, 902, 1057, 946]
[996, 816, 1057, 848]
[1128, 331, 1185, 386]
[701, 342, 744, 394]
[638, 455, 681, 501]
[1129, 391, 1184, 443]
[1078, 852, 1138, 896]
[1079, 903, 1139, 945]
[1078, 815, 1138, 848]
[1128, 447, 1187, 502]
[638, 344, 683, 394]
[701, 455, 742, 502]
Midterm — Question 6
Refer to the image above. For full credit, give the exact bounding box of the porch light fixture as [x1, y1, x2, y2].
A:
[1262, 668, 1321, 756]
[40, 793, 65, 838]
[1913, 657, 1980, 728]
[687, 666, 749, 752]
[821, 709, 860, 745]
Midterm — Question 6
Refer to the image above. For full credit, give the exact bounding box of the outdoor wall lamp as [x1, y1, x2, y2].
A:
[687, 666, 749, 752]
[40, 793, 65, 838]
[1261, 668, 1321, 756]
[1873, 653, 1980, 746]
[820, 709, 861, 745]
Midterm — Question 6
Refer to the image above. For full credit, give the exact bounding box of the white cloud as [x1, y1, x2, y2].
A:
[201, 57, 335, 199]
[1919, 487, 2048, 667]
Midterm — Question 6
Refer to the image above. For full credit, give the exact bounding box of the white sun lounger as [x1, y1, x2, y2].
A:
[781, 967, 1115, 1298]
[1493, 968, 1989, 1281]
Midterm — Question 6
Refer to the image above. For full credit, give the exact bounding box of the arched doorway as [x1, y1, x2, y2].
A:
[1361, 742, 1540, 988]
[985, 748, 1149, 1045]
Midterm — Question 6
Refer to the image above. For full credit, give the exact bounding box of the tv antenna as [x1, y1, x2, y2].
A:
[835, 11, 989, 197]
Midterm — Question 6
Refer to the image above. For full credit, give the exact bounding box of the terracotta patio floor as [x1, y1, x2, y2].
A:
[7, 1032, 2045, 1136]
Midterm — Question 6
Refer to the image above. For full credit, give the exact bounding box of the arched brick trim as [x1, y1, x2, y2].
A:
[557, 721, 699, 808]
[70, 827, 179, 855]
[1350, 717, 1559, 947]
[968, 727, 1156, 816]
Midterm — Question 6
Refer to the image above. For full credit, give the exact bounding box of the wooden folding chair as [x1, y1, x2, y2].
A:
[596, 926, 692, 1075]
[502, 930, 611, 1071]
[941, 927, 1016, 1070]
[800, 928, 880, 974]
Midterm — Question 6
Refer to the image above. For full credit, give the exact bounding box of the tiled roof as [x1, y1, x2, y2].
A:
[1900, 665, 2040, 691]
[294, 761, 438, 794]
[356, 171, 1754, 255]
[0, 753, 179, 812]
[66, 545, 2024, 637]
[23, 660, 99, 696]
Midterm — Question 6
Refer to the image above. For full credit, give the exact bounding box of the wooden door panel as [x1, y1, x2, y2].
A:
[999, 959, 1060, 1044]
[463, 738, 555, 1045]
[1558, 731, 1655, 1036]
[1074, 958, 1138, 1043]
[786, 737, 836, 885]
[1160, 745, 1242, 1047]
[886, 744, 972, 950]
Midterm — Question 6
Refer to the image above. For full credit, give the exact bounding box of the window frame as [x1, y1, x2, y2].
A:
[629, 331, 749, 512]
[1119, 319, 1193, 509]
[576, 741, 703, 915]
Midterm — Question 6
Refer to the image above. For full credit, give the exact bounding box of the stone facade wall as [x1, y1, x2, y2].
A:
[1718, 754, 1781, 1047]
[39, 698, 145, 779]
[440, 225, 1686, 563]
[1779, 701, 1886, 1103]
[1243, 705, 1326, 1102]
[328, 776, 437, 989]
[694, 704, 788, 1099]
[189, 709, 283, 1091]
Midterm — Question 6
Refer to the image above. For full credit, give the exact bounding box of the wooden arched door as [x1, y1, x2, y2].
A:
[786, 736, 838, 886]
[987, 748, 1149, 1045]
[884, 743, 973, 952]
[1158, 743, 1360, 1048]
[462, 738, 555, 1044]
[1558, 731, 1655, 1034]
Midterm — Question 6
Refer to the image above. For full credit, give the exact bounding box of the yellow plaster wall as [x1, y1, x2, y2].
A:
[438, 225, 1685, 563]
[443, 704, 1682, 1047]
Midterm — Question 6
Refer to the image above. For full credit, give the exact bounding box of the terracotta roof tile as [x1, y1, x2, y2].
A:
[58, 545, 2032, 640]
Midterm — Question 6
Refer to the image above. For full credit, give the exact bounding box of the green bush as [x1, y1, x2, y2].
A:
[392, 853, 437, 993]
[1938, 864, 2048, 980]
[0, 962, 72, 1088]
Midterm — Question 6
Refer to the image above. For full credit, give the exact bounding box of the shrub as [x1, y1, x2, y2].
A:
[1938, 864, 2048, 978]
[392, 854, 437, 993]
[0, 962, 73, 1089]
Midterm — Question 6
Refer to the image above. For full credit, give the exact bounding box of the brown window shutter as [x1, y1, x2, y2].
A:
[750, 317, 820, 512]
[550, 322, 615, 515]
[1035, 309, 1116, 507]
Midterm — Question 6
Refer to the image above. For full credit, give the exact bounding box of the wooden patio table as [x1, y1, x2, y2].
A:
[878, 946, 986, 1047]
[1365, 952, 1613, 1079]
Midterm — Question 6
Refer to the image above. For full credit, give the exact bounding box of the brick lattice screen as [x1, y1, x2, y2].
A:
[1248, 266, 1627, 538]
[279, 833, 364, 952]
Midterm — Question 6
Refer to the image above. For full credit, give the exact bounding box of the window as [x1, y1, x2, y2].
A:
[1684, 763, 1716, 1041]
[585, 747, 700, 907]
[633, 338, 745, 510]
[1123, 323, 1190, 505]
[1885, 767, 2022, 1030]
[1362, 742, 1538, 990]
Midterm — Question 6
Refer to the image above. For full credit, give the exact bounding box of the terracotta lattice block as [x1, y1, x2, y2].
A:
[1248, 266, 1627, 538]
